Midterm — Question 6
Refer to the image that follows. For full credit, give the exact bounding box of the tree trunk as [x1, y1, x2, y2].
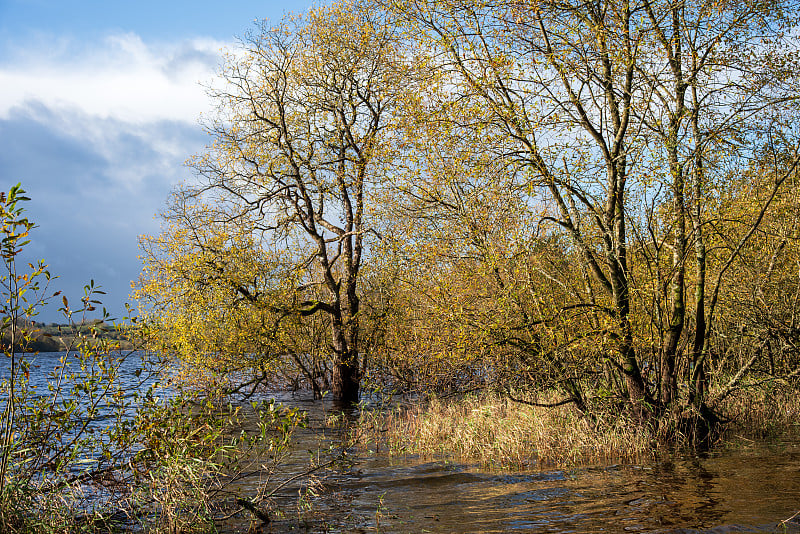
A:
[331, 353, 360, 403]
[661, 152, 685, 407]
[330, 291, 361, 403]
[688, 76, 707, 408]
[620, 322, 650, 419]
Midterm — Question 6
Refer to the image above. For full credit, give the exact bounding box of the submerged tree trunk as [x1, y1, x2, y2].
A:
[660, 146, 686, 408]
[330, 284, 361, 403]
[688, 78, 708, 408]
[331, 347, 360, 403]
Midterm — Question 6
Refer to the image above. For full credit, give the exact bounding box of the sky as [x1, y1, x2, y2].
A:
[0, 0, 317, 323]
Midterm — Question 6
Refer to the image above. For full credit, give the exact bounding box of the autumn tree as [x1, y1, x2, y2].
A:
[381, 0, 653, 414]
[381, 0, 800, 424]
[630, 0, 800, 408]
[136, 205, 315, 386]
[699, 141, 800, 404]
[137, 3, 410, 402]
[373, 96, 600, 407]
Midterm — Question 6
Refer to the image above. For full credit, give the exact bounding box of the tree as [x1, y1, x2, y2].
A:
[631, 0, 800, 408]
[136, 206, 339, 398]
[385, 0, 653, 414]
[700, 142, 800, 404]
[382, 0, 800, 425]
[138, 3, 410, 402]
[374, 96, 599, 407]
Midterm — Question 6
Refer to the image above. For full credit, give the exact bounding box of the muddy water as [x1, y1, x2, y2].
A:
[13, 354, 800, 531]
[314, 447, 800, 533]
[232, 395, 800, 533]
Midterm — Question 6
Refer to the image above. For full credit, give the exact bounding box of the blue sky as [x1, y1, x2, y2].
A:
[0, 0, 317, 323]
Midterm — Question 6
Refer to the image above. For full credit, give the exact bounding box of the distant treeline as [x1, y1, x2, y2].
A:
[1, 320, 133, 353]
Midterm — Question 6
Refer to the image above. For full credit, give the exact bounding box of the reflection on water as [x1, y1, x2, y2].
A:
[245, 394, 800, 534]
[304, 447, 800, 533]
[5, 358, 799, 533]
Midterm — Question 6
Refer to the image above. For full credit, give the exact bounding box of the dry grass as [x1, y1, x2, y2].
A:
[356, 394, 657, 469]
[353, 383, 800, 469]
[714, 381, 800, 439]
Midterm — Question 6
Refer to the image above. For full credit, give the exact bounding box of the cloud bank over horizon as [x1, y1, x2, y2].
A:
[1, 32, 223, 322]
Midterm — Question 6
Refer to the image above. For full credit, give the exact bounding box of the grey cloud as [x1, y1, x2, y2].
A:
[0, 101, 207, 323]
[162, 43, 223, 82]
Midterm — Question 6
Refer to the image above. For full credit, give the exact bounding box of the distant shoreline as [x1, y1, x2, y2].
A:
[2, 321, 134, 353]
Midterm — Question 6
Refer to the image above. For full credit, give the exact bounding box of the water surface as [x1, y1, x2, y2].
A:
[246, 395, 800, 533]
[7, 357, 799, 533]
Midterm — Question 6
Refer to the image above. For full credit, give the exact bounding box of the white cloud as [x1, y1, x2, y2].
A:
[0, 31, 232, 321]
[0, 32, 228, 124]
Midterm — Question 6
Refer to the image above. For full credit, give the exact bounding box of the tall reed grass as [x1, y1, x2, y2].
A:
[356, 394, 657, 469]
[715, 381, 800, 439]
[355, 381, 800, 469]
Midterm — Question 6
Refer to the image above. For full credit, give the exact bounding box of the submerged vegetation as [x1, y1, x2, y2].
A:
[356, 393, 658, 468]
[0, 186, 309, 532]
[355, 382, 800, 469]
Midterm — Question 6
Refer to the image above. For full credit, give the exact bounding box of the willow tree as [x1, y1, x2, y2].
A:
[384, 0, 800, 422]
[385, 0, 653, 414]
[138, 3, 409, 402]
[631, 0, 800, 408]
[136, 204, 308, 380]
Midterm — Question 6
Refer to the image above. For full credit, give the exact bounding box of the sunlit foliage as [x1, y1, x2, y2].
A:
[138, 0, 800, 441]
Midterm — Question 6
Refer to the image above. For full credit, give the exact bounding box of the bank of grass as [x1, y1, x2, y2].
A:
[355, 384, 800, 469]
[355, 393, 658, 469]
[715, 381, 800, 440]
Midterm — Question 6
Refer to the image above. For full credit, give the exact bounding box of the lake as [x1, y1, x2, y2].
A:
[227, 393, 800, 533]
[5, 353, 800, 533]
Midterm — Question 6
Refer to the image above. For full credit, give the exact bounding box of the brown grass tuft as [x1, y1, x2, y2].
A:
[356, 394, 657, 469]
[715, 382, 800, 439]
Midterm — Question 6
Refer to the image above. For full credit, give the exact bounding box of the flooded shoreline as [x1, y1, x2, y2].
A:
[7, 356, 800, 533]
[225, 394, 800, 533]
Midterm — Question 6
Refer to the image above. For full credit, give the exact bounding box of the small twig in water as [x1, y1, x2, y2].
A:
[781, 509, 800, 525]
